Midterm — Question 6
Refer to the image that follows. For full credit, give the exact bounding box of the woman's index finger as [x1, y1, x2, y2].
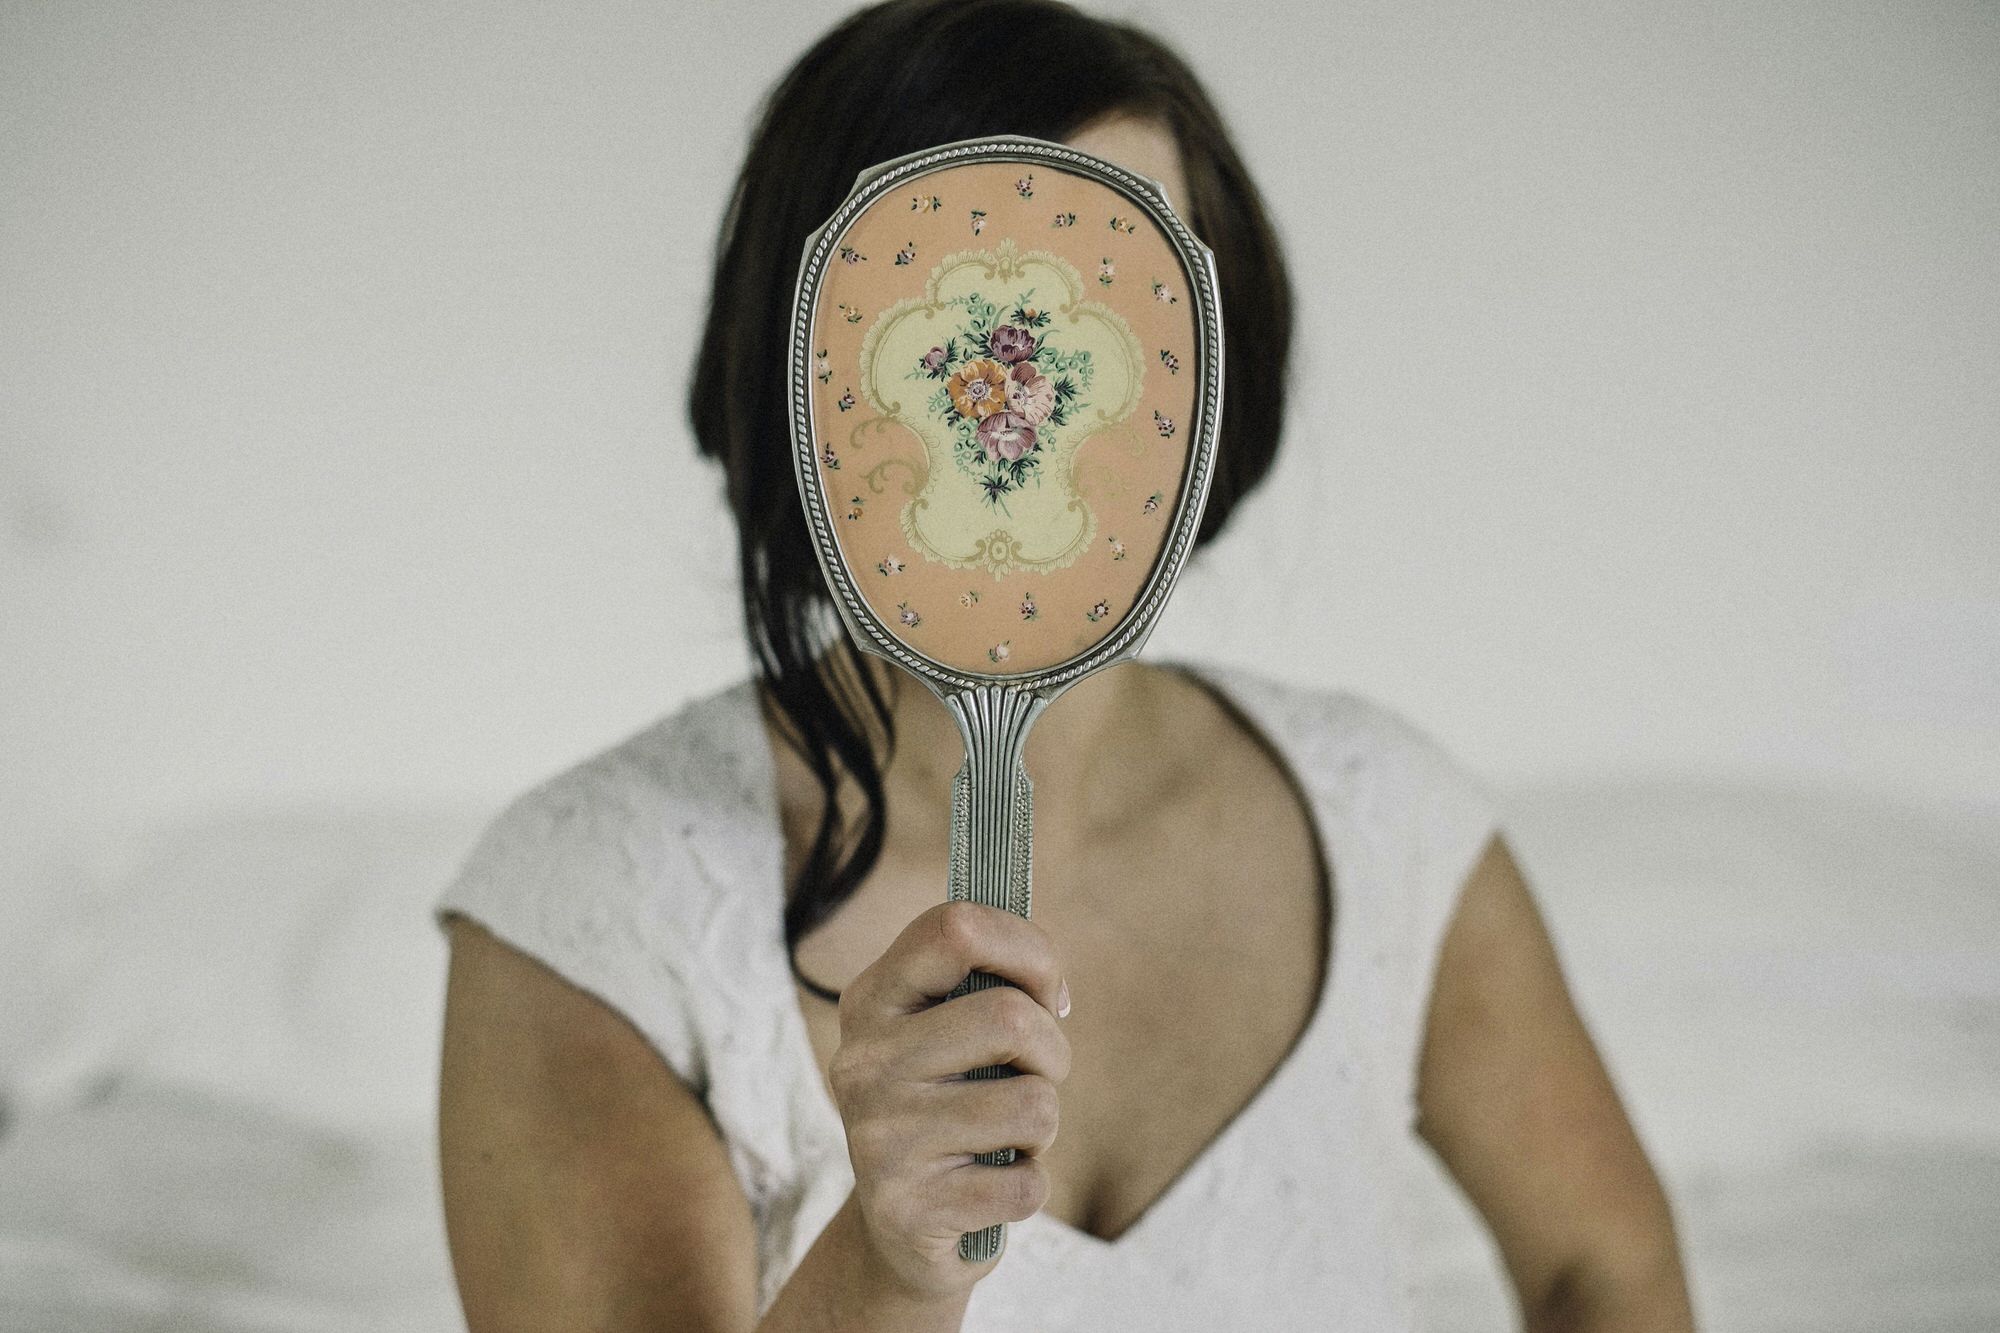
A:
[861, 899, 1065, 1021]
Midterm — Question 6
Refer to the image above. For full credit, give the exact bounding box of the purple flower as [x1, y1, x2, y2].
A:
[987, 324, 1037, 365]
[921, 345, 948, 374]
[976, 410, 1038, 462]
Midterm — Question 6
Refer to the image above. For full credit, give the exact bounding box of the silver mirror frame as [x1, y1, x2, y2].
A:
[786, 133, 1224, 1264]
[788, 133, 1223, 704]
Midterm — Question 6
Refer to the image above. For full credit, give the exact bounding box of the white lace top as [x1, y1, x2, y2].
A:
[433, 657, 1502, 1330]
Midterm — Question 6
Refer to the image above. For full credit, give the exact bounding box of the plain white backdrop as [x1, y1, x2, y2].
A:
[4, 0, 1994, 851]
[2, 3, 1996, 1330]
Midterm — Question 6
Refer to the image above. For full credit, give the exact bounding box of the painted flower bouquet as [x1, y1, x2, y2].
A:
[906, 289, 1094, 513]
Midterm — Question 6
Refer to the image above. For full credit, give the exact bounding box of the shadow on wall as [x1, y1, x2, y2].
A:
[0, 782, 1995, 1331]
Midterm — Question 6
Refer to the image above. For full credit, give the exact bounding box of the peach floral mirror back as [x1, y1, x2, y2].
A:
[789, 133, 1221, 1266]
[791, 135, 1220, 688]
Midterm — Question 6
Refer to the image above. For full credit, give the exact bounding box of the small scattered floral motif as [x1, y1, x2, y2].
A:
[1020, 592, 1039, 621]
[1151, 279, 1177, 304]
[837, 387, 855, 412]
[1153, 409, 1175, 437]
[1014, 174, 1034, 198]
[958, 589, 980, 607]
[1159, 348, 1180, 374]
[844, 495, 865, 521]
[877, 555, 904, 576]
[1143, 490, 1163, 515]
[1097, 257, 1115, 287]
[896, 600, 921, 628]
[1085, 599, 1111, 623]
[1052, 211, 1077, 228]
[988, 640, 1011, 664]
[1107, 536, 1126, 560]
[1108, 215, 1137, 234]
[894, 240, 917, 266]
[814, 348, 831, 383]
[820, 442, 839, 470]
[970, 209, 987, 235]
[837, 303, 864, 324]
[910, 194, 942, 212]
[837, 244, 867, 264]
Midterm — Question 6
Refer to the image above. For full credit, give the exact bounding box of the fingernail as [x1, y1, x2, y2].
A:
[1057, 980, 1071, 1019]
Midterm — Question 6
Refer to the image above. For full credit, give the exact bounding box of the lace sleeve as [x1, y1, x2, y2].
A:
[1355, 700, 1505, 1125]
[433, 761, 707, 1096]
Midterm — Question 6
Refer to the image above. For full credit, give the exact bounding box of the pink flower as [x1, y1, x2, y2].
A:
[921, 345, 948, 374]
[986, 324, 1037, 364]
[976, 410, 1037, 462]
[1005, 362, 1055, 425]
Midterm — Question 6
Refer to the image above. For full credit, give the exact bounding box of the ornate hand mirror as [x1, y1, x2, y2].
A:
[788, 133, 1222, 1264]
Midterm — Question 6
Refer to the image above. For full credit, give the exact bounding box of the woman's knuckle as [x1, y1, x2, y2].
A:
[995, 986, 1040, 1042]
[827, 1043, 870, 1100]
[1003, 1160, 1048, 1216]
[1022, 1076, 1061, 1132]
[936, 899, 984, 956]
[841, 966, 896, 1041]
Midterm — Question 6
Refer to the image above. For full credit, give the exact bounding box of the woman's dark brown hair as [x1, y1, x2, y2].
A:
[685, 0, 1294, 1003]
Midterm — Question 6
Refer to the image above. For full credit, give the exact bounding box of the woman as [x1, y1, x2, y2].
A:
[435, 1, 1697, 1329]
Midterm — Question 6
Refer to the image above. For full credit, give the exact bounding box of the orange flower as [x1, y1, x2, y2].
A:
[947, 357, 1009, 419]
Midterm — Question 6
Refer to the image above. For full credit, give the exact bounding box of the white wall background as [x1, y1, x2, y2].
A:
[3, 0, 1995, 858]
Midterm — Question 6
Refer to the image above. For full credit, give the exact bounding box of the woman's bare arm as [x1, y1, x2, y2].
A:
[1414, 835, 1698, 1332]
[437, 916, 971, 1333]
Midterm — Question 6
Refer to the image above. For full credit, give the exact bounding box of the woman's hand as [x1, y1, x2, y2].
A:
[827, 899, 1073, 1301]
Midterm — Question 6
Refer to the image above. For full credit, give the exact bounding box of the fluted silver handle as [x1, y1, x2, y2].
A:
[941, 685, 1043, 1264]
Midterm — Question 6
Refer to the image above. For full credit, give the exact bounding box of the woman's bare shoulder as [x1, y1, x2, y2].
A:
[438, 913, 761, 1331]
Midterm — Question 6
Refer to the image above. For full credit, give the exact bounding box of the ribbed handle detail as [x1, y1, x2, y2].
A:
[942, 685, 1044, 1264]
